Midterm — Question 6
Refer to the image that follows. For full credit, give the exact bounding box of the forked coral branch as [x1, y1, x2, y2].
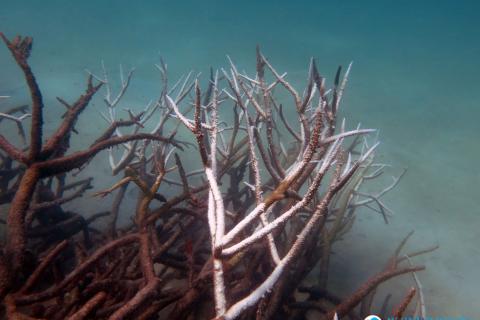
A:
[0, 35, 434, 320]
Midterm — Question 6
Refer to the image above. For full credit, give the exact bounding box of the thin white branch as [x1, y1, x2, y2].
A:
[0, 112, 31, 122]
[336, 61, 353, 110]
[222, 258, 288, 320]
[406, 255, 427, 318]
[261, 53, 301, 109]
[321, 128, 376, 145]
[221, 138, 342, 253]
[166, 95, 195, 131]
[166, 95, 213, 131]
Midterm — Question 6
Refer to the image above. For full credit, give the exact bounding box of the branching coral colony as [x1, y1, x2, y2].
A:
[0, 34, 437, 320]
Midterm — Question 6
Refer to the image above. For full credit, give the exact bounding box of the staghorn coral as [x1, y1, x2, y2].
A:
[0, 34, 436, 320]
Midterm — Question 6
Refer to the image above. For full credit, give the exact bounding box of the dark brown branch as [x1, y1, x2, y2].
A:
[393, 287, 416, 318]
[109, 181, 129, 238]
[174, 153, 190, 195]
[37, 133, 181, 177]
[18, 240, 69, 294]
[28, 177, 92, 214]
[0, 33, 43, 161]
[327, 266, 425, 318]
[3, 167, 41, 295]
[40, 75, 103, 160]
[15, 234, 138, 305]
[93, 115, 144, 145]
[108, 279, 161, 320]
[69, 291, 107, 320]
[0, 134, 28, 163]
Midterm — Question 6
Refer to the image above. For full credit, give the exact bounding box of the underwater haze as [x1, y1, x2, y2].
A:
[1, 0, 479, 318]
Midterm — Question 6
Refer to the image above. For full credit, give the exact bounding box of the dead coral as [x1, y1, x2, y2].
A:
[0, 34, 435, 320]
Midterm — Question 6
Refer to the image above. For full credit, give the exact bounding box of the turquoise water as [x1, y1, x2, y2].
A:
[1, 0, 479, 317]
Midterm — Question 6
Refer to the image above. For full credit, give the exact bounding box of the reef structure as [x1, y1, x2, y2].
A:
[0, 34, 435, 320]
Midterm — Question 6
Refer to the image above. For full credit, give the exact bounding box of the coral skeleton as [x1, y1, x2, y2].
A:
[0, 34, 435, 319]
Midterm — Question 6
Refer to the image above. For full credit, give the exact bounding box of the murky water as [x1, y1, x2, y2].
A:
[1, 0, 479, 317]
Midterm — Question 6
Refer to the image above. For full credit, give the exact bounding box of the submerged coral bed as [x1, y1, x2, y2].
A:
[0, 33, 436, 319]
